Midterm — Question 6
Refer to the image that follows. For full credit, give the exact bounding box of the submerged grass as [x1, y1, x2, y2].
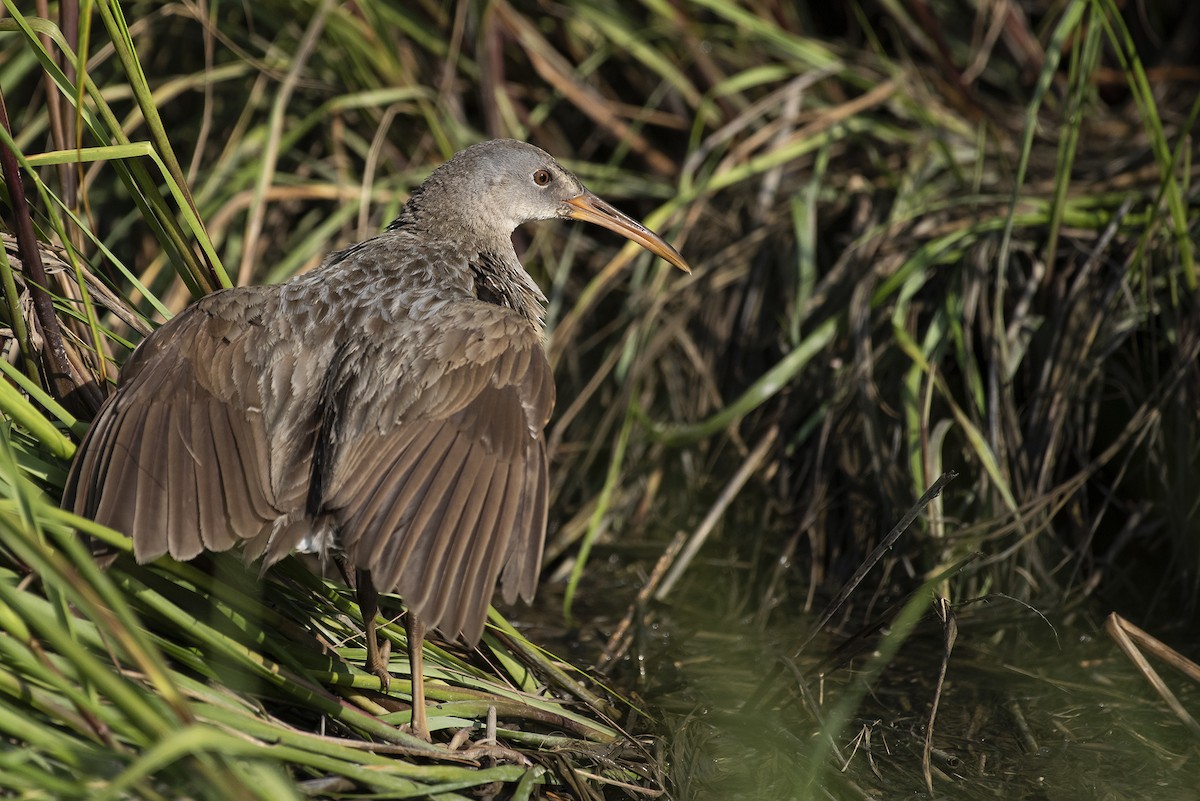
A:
[1, 0, 1198, 798]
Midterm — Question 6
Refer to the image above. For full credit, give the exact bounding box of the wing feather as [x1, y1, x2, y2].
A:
[65, 285, 556, 649]
[208, 400, 267, 538]
[192, 400, 235, 553]
[63, 293, 308, 563]
[508, 442, 549, 604]
[447, 461, 519, 642]
[500, 443, 547, 605]
[408, 436, 489, 613]
[166, 396, 201, 560]
[329, 307, 554, 644]
[359, 426, 458, 579]
[339, 424, 442, 554]
[127, 402, 171, 560]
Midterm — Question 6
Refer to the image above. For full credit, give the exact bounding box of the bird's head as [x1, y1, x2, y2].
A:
[401, 139, 690, 273]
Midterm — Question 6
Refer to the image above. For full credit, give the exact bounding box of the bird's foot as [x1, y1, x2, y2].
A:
[365, 637, 392, 693]
[451, 738, 531, 765]
[357, 569, 393, 695]
[444, 707, 530, 764]
[401, 703, 432, 743]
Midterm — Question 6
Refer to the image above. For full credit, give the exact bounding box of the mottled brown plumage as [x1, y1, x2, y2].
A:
[63, 139, 689, 741]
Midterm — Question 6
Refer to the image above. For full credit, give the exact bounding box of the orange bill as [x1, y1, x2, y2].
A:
[566, 193, 691, 273]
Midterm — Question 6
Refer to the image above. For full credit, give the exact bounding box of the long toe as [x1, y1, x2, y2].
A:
[365, 638, 392, 692]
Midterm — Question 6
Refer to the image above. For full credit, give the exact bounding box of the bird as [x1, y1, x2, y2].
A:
[62, 138, 690, 742]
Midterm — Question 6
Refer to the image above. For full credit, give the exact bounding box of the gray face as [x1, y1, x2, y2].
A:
[422, 139, 588, 238]
[416, 139, 691, 274]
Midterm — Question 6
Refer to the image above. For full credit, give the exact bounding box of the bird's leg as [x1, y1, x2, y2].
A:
[406, 613, 430, 742]
[355, 568, 391, 692]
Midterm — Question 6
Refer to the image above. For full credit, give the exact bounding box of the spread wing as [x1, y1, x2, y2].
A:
[62, 289, 319, 562]
[64, 286, 555, 646]
[326, 305, 555, 644]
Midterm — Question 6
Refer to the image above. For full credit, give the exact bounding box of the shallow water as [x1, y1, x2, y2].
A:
[544, 547, 1200, 801]
[640, 597, 1200, 800]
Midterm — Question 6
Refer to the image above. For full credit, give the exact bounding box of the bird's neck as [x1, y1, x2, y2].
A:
[386, 205, 548, 327]
[468, 247, 547, 326]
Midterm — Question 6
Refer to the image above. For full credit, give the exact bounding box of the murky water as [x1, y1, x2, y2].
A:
[560, 551, 1200, 800]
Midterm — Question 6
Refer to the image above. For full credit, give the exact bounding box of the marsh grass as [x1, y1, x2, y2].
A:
[1, 1, 1198, 798]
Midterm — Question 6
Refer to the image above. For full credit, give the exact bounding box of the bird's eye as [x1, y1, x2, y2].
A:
[532, 169, 552, 187]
